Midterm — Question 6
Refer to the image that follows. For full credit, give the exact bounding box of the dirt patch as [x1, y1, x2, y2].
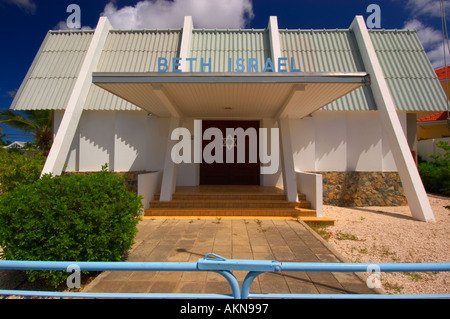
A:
[320, 195, 450, 295]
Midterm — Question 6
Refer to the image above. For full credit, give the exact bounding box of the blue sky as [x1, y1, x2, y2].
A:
[0, 0, 449, 142]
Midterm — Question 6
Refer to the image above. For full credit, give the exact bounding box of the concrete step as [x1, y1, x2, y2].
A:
[153, 192, 307, 201]
[142, 214, 333, 223]
[149, 199, 311, 209]
[147, 190, 316, 218]
[144, 207, 317, 217]
[300, 216, 336, 226]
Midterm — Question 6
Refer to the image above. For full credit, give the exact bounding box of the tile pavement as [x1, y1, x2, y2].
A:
[83, 218, 378, 297]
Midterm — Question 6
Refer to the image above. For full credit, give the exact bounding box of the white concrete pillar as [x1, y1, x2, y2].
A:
[41, 17, 112, 176]
[278, 117, 298, 202]
[268, 16, 281, 72]
[179, 16, 194, 72]
[350, 15, 435, 222]
[160, 117, 182, 202]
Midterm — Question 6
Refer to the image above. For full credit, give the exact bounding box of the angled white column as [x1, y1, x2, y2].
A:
[350, 15, 435, 222]
[278, 117, 298, 202]
[42, 17, 112, 176]
[160, 117, 182, 202]
[268, 16, 282, 72]
[179, 16, 194, 72]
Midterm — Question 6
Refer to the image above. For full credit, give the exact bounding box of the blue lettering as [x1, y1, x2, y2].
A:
[158, 57, 168, 72]
[186, 58, 196, 72]
[235, 58, 245, 72]
[157, 56, 299, 73]
[290, 57, 300, 72]
[172, 57, 182, 72]
[201, 57, 212, 73]
[278, 57, 288, 72]
[263, 58, 274, 72]
[248, 58, 258, 72]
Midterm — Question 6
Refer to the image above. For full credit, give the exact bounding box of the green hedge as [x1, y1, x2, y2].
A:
[0, 167, 143, 287]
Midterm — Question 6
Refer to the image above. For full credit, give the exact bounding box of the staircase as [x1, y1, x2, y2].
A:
[144, 186, 334, 224]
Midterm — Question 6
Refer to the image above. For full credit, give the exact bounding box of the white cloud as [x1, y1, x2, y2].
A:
[4, 0, 36, 14]
[426, 44, 450, 68]
[401, 1, 450, 68]
[101, 0, 254, 29]
[405, 0, 450, 18]
[404, 19, 442, 47]
[404, 19, 450, 68]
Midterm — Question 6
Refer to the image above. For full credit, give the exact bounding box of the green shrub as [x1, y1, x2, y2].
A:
[0, 167, 143, 287]
[418, 141, 450, 196]
[429, 140, 450, 164]
[0, 148, 45, 194]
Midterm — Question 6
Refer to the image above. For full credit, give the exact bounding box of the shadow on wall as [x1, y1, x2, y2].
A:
[291, 111, 385, 172]
[75, 111, 169, 173]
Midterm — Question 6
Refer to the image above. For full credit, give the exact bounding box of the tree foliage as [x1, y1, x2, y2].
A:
[0, 109, 53, 153]
[418, 141, 450, 196]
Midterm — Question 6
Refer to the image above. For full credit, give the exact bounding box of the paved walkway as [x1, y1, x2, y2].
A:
[83, 218, 377, 297]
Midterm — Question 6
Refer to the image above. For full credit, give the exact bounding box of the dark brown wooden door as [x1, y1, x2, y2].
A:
[200, 120, 260, 185]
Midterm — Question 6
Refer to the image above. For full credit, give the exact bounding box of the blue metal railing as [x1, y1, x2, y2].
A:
[1, 253, 449, 299]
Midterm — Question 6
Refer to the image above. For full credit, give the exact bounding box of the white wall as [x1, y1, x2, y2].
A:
[418, 137, 450, 163]
[114, 111, 150, 171]
[56, 110, 170, 173]
[346, 111, 382, 171]
[290, 110, 406, 172]
[296, 171, 323, 216]
[314, 112, 348, 171]
[291, 116, 315, 172]
[54, 110, 79, 171]
[79, 111, 115, 171]
[56, 109, 409, 187]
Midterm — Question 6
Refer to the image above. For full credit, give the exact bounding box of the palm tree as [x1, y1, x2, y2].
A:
[0, 110, 53, 153]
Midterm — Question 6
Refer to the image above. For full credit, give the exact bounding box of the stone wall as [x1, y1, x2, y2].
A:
[314, 171, 408, 207]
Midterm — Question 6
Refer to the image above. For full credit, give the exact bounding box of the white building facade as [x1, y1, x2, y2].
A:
[11, 16, 448, 222]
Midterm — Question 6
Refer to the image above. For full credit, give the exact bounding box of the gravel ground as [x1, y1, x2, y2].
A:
[321, 195, 450, 295]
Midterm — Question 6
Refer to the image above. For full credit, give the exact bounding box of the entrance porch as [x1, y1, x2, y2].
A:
[144, 185, 335, 224]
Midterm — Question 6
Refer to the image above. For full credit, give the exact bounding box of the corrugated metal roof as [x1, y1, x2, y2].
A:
[190, 29, 271, 72]
[279, 29, 376, 111]
[280, 28, 448, 112]
[12, 31, 94, 111]
[11, 26, 447, 113]
[11, 29, 181, 111]
[369, 29, 448, 112]
[86, 29, 181, 110]
[97, 29, 181, 72]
